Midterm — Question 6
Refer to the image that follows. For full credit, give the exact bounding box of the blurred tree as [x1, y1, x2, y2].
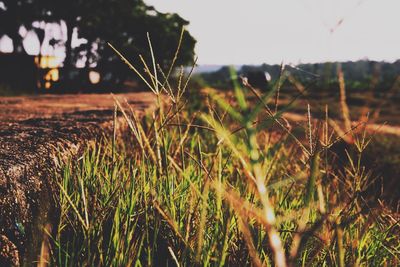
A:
[0, 0, 196, 89]
[0, 0, 36, 54]
[75, 0, 196, 86]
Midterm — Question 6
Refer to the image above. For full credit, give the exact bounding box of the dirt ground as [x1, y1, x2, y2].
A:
[0, 92, 155, 266]
[0, 92, 154, 122]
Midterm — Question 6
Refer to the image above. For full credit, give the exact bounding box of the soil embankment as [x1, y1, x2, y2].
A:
[0, 93, 154, 266]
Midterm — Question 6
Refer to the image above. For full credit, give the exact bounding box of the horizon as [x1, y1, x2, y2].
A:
[195, 57, 400, 68]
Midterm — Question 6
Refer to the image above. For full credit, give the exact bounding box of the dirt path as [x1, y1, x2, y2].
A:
[0, 93, 155, 266]
[282, 112, 400, 137]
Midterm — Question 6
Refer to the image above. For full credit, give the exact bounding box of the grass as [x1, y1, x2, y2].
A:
[45, 32, 400, 266]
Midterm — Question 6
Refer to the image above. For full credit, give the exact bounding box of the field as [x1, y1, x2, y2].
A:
[2, 1, 400, 266]
[44, 51, 400, 266]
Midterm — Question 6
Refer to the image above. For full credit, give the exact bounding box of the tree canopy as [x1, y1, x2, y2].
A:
[0, 0, 196, 90]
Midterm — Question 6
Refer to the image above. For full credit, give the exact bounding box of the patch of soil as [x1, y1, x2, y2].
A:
[0, 93, 154, 266]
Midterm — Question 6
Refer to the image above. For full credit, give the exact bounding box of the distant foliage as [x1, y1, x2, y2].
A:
[0, 0, 197, 90]
[200, 60, 400, 93]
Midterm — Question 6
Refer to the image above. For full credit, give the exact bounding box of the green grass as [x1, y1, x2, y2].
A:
[46, 34, 400, 266]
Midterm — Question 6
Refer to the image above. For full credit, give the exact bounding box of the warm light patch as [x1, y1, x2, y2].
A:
[35, 56, 60, 69]
[45, 81, 51, 89]
[45, 69, 59, 82]
[34, 56, 61, 89]
[89, 71, 101, 84]
[44, 69, 59, 89]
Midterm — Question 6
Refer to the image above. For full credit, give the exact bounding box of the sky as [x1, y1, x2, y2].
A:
[1, 0, 399, 66]
[144, 0, 400, 65]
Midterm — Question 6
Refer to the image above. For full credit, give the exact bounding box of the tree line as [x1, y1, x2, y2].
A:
[198, 60, 400, 93]
[0, 0, 196, 92]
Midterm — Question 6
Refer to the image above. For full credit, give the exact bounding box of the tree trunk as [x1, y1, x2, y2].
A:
[63, 19, 75, 83]
[10, 31, 27, 54]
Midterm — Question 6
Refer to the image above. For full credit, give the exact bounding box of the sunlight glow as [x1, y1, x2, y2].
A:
[145, 0, 400, 64]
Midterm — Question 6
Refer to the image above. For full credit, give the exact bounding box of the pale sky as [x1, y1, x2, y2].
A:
[144, 0, 400, 65]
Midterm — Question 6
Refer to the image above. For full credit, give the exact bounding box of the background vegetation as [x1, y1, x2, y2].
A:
[0, 0, 196, 92]
[46, 36, 400, 266]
